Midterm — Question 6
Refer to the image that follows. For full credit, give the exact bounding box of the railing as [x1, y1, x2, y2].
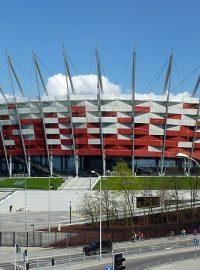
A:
[4, 236, 200, 269]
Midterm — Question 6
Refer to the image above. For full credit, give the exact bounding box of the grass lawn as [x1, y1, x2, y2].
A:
[0, 177, 64, 190]
[93, 176, 200, 190]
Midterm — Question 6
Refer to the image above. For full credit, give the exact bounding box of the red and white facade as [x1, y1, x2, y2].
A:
[0, 93, 199, 176]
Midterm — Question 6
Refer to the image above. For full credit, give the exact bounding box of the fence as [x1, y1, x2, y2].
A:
[10, 237, 200, 269]
[52, 220, 200, 248]
[0, 231, 67, 247]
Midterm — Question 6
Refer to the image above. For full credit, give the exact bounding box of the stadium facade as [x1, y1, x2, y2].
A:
[0, 51, 199, 177]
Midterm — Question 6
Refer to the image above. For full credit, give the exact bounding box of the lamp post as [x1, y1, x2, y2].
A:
[30, 224, 35, 246]
[48, 176, 51, 233]
[24, 173, 27, 234]
[176, 153, 200, 174]
[91, 170, 102, 261]
[69, 201, 72, 223]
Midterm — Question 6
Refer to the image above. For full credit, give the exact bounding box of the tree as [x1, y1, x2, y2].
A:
[101, 190, 119, 228]
[157, 186, 173, 225]
[188, 176, 200, 222]
[112, 160, 132, 177]
[112, 160, 136, 228]
[78, 192, 99, 227]
[141, 181, 153, 225]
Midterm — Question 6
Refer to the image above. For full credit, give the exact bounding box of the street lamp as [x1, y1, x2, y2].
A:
[69, 201, 72, 223]
[24, 173, 27, 234]
[176, 152, 200, 174]
[30, 224, 35, 246]
[91, 170, 102, 261]
[48, 176, 51, 232]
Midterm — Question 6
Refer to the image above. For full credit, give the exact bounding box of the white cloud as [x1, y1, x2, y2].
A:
[0, 93, 14, 101]
[46, 73, 122, 96]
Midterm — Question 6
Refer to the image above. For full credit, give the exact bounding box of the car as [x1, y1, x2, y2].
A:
[83, 240, 112, 255]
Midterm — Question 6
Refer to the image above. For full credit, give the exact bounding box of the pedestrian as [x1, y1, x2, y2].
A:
[181, 228, 186, 237]
[140, 232, 144, 240]
[132, 232, 136, 243]
[193, 228, 198, 236]
[169, 231, 175, 240]
[136, 232, 140, 241]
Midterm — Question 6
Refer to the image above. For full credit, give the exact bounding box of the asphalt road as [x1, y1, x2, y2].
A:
[0, 236, 199, 269]
[84, 249, 200, 270]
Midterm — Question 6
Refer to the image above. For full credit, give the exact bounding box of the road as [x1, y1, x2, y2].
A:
[0, 236, 199, 269]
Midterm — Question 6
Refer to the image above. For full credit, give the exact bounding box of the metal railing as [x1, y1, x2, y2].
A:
[4, 236, 200, 269]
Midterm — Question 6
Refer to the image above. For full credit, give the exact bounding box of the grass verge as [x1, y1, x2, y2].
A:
[93, 176, 200, 190]
[0, 177, 64, 190]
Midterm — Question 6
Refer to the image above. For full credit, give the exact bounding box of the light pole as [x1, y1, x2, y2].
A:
[24, 173, 27, 234]
[176, 153, 200, 175]
[69, 200, 72, 223]
[30, 224, 35, 246]
[91, 170, 102, 261]
[48, 176, 51, 233]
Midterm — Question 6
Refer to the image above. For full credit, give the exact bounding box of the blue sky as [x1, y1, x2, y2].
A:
[0, 0, 200, 97]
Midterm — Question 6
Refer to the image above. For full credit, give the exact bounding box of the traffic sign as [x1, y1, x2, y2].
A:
[105, 267, 112, 270]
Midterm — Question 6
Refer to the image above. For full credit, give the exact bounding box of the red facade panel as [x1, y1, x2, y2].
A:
[183, 103, 198, 109]
[118, 128, 132, 135]
[135, 106, 150, 113]
[150, 118, 165, 124]
[117, 117, 132, 123]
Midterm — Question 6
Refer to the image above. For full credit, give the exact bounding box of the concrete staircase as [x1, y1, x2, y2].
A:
[61, 177, 99, 190]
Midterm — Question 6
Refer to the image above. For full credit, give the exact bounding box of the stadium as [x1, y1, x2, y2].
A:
[0, 51, 200, 177]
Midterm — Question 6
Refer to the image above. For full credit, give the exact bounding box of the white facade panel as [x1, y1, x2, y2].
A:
[166, 125, 180, 131]
[88, 128, 100, 133]
[86, 116, 99, 122]
[150, 113, 165, 119]
[102, 117, 117, 123]
[179, 119, 196, 126]
[4, 140, 15, 146]
[46, 128, 60, 134]
[43, 106, 58, 113]
[30, 108, 40, 114]
[60, 134, 72, 139]
[58, 123, 71, 129]
[116, 101, 132, 112]
[72, 117, 87, 123]
[150, 107, 166, 113]
[118, 134, 132, 140]
[47, 139, 61, 145]
[102, 128, 117, 134]
[88, 139, 100, 144]
[0, 109, 9, 115]
[56, 107, 68, 113]
[166, 119, 181, 125]
[2, 119, 17, 125]
[13, 130, 20, 135]
[149, 124, 164, 135]
[61, 145, 73, 150]
[18, 108, 31, 114]
[148, 146, 162, 152]
[178, 142, 193, 148]
[134, 114, 150, 123]
[44, 118, 58, 124]
[22, 129, 35, 135]
[118, 123, 131, 129]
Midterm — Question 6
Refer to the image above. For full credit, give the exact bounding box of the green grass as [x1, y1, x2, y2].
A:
[93, 176, 200, 190]
[0, 177, 64, 190]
